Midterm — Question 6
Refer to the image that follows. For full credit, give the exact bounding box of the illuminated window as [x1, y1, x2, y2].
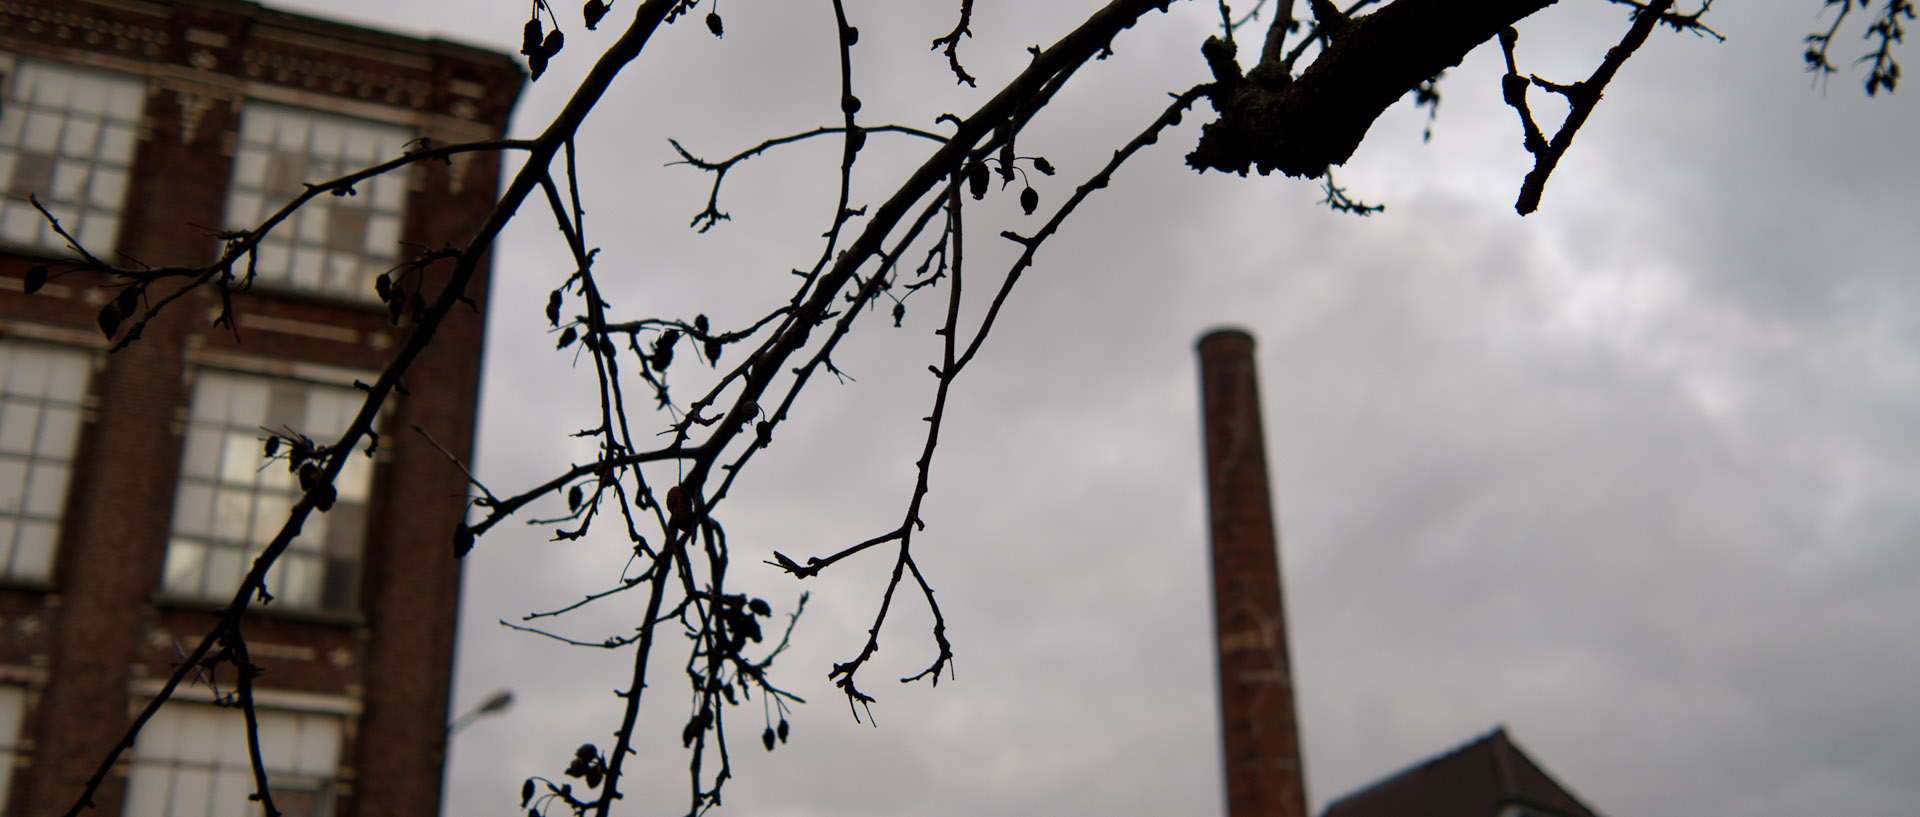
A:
[225, 104, 410, 299]
[123, 702, 342, 817]
[0, 340, 90, 582]
[0, 54, 145, 254]
[163, 371, 373, 612]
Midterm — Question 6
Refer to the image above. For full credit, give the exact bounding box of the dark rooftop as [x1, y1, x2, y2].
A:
[1320, 727, 1606, 817]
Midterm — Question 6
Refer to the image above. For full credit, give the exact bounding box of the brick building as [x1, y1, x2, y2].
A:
[0, 1, 521, 815]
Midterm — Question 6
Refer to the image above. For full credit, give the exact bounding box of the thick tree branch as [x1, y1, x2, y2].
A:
[1188, 0, 1556, 177]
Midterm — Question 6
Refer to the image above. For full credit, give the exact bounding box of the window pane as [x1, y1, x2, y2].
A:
[105, 82, 143, 119]
[0, 401, 36, 453]
[173, 483, 212, 537]
[293, 714, 341, 776]
[23, 462, 67, 515]
[0, 205, 34, 244]
[325, 256, 360, 296]
[51, 157, 87, 200]
[87, 167, 126, 209]
[266, 381, 306, 432]
[99, 122, 135, 161]
[12, 521, 54, 578]
[255, 711, 298, 772]
[176, 706, 221, 763]
[231, 150, 266, 189]
[121, 770, 169, 817]
[60, 116, 98, 155]
[304, 388, 351, 438]
[33, 406, 75, 456]
[218, 431, 262, 486]
[167, 768, 213, 817]
[162, 539, 206, 595]
[278, 553, 317, 608]
[205, 546, 243, 592]
[21, 110, 60, 151]
[308, 120, 343, 158]
[291, 248, 322, 289]
[67, 75, 108, 115]
[7, 350, 49, 395]
[0, 105, 24, 142]
[367, 211, 400, 251]
[0, 459, 24, 512]
[78, 211, 117, 252]
[227, 379, 268, 426]
[0, 342, 87, 581]
[209, 770, 251, 817]
[258, 240, 290, 280]
[180, 425, 219, 480]
[214, 710, 249, 761]
[211, 487, 252, 541]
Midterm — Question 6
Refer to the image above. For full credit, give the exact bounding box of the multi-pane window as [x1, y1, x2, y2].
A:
[164, 371, 373, 612]
[0, 54, 144, 254]
[225, 104, 410, 299]
[0, 341, 90, 582]
[123, 702, 342, 817]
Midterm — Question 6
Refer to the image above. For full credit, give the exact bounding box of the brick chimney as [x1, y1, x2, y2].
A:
[1197, 329, 1309, 817]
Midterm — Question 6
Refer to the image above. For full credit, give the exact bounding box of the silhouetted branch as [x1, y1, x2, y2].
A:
[1806, 0, 1912, 94]
[53, 1, 1889, 815]
[1502, 0, 1672, 214]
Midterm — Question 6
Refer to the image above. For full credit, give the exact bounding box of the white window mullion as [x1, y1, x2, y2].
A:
[165, 370, 372, 613]
[0, 54, 144, 256]
[0, 340, 90, 583]
[225, 103, 411, 301]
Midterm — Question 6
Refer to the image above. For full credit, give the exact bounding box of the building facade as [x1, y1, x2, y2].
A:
[0, 1, 520, 815]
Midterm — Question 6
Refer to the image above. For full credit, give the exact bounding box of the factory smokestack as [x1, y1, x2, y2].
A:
[1197, 329, 1309, 817]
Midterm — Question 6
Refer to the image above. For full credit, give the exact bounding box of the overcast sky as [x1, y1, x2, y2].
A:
[271, 2, 1917, 815]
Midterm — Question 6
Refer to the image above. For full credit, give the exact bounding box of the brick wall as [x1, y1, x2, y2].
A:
[0, 2, 521, 815]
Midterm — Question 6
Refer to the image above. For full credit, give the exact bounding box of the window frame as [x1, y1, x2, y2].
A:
[0, 337, 94, 586]
[121, 697, 347, 817]
[160, 365, 380, 617]
[0, 51, 146, 257]
[223, 102, 414, 302]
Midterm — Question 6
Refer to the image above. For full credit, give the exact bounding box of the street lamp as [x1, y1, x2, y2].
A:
[447, 689, 514, 738]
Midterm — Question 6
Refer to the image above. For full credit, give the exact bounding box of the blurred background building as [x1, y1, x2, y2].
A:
[1320, 727, 1605, 817]
[1199, 331, 1607, 817]
[0, 1, 519, 814]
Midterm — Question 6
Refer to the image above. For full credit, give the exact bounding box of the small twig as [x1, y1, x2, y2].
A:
[413, 424, 498, 506]
[500, 619, 640, 649]
[931, 0, 979, 86]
